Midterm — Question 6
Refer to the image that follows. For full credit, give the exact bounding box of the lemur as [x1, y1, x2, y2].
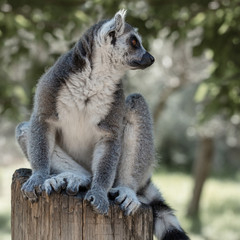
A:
[16, 10, 189, 240]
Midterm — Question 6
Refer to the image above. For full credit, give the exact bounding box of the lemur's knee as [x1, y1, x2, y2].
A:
[15, 122, 29, 142]
[126, 93, 149, 112]
[126, 93, 145, 108]
[15, 122, 29, 140]
[15, 121, 30, 158]
[126, 93, 152, 125]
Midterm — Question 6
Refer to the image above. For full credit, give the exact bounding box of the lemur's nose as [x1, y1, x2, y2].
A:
[141, 52, 155, 67]
[150, 55, 155, 63]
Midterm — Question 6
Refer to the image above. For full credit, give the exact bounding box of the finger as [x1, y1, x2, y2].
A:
[109, 188, 119, 198]
[44, 181, 53, 195]
[121, 198, 132, 211]
[51, 179, 63, 193]
[25, 189, 38, 200]
[35, 185, 42, 195]
[125, 201, 140, 216]
[21, 186, 28, 199]
[115, 194, 126, 204]
[66, 182, 79, 195]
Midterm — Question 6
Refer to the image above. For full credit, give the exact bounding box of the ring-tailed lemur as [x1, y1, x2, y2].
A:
[16, 10, 189, 240]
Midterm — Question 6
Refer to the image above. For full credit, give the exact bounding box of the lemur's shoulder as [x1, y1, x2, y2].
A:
[32, 20, 108, 118]
[32, 37, 90, 120]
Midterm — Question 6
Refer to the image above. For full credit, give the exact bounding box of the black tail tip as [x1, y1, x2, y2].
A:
[162, 229, 190, 240]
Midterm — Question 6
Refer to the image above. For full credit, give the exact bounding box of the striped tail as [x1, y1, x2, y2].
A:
[139, 181, 190, 240]
[150, 199, 190, 240]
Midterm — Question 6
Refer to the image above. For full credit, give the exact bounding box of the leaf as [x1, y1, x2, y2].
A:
[194, 83, 209, 102]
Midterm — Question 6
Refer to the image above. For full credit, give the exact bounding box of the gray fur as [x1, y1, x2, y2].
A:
[16, 10, 188, 239]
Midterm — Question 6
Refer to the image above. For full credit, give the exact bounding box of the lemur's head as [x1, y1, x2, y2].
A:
[95, 10, 155, 70]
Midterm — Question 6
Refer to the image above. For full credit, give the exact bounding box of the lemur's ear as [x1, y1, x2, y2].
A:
[113, 9, 126, 35]
[99, 9, 127, 43]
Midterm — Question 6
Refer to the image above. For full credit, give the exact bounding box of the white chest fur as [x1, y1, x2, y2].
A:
[54, 68, 120, 169]
[56, 103, 100, 170]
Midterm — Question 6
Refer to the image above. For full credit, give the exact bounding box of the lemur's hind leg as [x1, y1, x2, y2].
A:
[16, 122, 91, 196]
[138, 181, 190, 240]
[16, 121, 30, 159]
[110, 93, 155, 215]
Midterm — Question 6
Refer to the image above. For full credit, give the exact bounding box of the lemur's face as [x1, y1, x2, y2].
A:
[97, 10, 155, 70]
[117, 26, 155, 70]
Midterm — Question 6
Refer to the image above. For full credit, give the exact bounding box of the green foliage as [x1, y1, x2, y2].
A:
[1, 0, 240, 120]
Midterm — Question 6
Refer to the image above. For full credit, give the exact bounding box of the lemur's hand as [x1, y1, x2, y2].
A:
[85, 187, 109, 215]
[21, 172, 49, 202]
[109, 186, 141, 216]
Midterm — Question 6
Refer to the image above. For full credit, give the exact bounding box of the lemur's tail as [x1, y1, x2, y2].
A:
[150, 199, 190, 240]
[139, 181, 190, 240]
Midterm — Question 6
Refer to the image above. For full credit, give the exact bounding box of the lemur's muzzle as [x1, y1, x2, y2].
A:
[130, 52, 155, 69]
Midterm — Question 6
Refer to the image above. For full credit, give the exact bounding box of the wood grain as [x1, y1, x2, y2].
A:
[11, 168, 153, 240]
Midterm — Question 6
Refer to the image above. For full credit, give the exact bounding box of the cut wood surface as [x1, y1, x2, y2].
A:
[11, 168, 153, 240]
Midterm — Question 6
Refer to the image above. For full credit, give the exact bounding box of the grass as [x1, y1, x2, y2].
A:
[152, 169, 240, 240]
[0, 163, 239, 240]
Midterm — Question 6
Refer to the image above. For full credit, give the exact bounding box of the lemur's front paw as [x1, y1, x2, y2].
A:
[21, 173, 48, 202]
[85, 188, 109, 215]
[44, 172, 91, 195]
[109, 186, 141, 216]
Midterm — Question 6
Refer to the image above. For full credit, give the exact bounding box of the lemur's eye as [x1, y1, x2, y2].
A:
[130, 36, 139, 48]
[132, 39, 137, 46]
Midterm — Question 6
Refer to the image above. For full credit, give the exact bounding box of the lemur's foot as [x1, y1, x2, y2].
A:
[21, 173, 48, 202]
[109, 186, 141, 216]
[44, 172, 91, 195]
[85, 187, 109, 215]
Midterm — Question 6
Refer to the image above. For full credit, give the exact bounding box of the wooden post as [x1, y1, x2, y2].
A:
[11, 168, 153, 240]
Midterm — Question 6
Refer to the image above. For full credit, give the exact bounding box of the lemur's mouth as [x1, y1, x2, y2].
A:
[129, 52, 155, 70]
[129, 61, 152, 70]
[129, 61, 145, 69]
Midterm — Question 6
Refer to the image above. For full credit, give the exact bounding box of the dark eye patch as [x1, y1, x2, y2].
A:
[109, 31, 116, 46]
[130, 35, 140, 49]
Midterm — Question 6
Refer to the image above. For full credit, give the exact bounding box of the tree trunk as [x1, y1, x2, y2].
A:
[11, 168, 153, 240]
[187, 137, 214, 217]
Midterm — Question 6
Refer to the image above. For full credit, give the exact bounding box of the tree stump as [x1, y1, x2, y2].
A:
[11, 168, 153, 240]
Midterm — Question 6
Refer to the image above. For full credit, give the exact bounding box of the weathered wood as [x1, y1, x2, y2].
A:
[11, 168, 153, 240]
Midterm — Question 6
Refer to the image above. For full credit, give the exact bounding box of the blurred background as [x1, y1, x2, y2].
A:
[0, 0, 240, 239]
